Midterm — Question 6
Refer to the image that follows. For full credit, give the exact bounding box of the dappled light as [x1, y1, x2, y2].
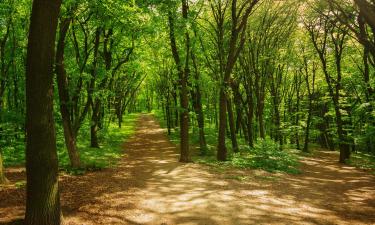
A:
[1, 0, 375, 224]
[3, 115, 374, 224]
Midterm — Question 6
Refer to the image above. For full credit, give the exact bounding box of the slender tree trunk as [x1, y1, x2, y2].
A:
[166, 97, 171, 135]
[88, 29, 101, 148]
[258, 103, 265, 139]
[191, 53, 207, 155]
[192, 90, 207, 155]
[56, 18, 81, 168]
[274, 106, 282, 146]
[25, 0, 62, 224]
[227, 98, 239, 153]
[91, 102, 101, 148]
[295, 86, 301, 150]
[303, 107, 313, 153]
[179, 75, 190, 162]
[217, 88, 227, 161]
[168, 6, 190, 162]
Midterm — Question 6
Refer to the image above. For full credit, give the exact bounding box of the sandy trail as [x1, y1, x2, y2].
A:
[1, 114, 375, 225]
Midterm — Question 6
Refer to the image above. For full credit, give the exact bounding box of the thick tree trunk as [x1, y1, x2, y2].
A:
[227, 98, 239, 153]
[56, 18, 81, 168]
[25, 0, 62, 224]
[217, 88, 227, 161]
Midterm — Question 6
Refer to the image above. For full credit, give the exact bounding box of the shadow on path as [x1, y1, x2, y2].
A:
[1, 114, 374, 225]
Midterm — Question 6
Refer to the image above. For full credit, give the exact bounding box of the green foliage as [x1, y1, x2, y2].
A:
[3, 114, 137, 172]
[347, 152, 375, 174]
[58, 114, 138, 171]
[15, 180, 26, 189]
[231, 138, 300, 174]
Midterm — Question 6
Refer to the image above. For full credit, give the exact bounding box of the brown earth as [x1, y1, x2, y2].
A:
[1, 114, 375, 225]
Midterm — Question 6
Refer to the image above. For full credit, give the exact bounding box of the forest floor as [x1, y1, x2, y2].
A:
[1, 114, 375, 225]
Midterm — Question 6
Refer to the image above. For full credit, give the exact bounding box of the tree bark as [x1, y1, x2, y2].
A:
[191, 52, 207, 155]
[168, 4, 191, 162]
[303, 62, 316, 153]
[216, 0, 259, 161]
[90, 101, 101, 148]
[217, 89, 228, 160]
[25, 0, 62, 224]
[88, 28, 101, 148]
[56, 18, 81, 168]
[227, 98, 239, 153]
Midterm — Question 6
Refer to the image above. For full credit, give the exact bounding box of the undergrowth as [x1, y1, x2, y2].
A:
[153, 110, 300, 174]
[2, 114, 138, 174]
[347, 152, 375, 174]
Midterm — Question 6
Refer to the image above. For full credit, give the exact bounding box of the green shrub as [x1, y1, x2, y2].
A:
[231, 137, 300, 174]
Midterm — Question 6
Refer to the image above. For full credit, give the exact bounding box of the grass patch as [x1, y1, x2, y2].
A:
[347, 152, 375, 174]
[3, 114, 138, 172]
[57, 113, 138, 170]
[153, 111, 301, 174]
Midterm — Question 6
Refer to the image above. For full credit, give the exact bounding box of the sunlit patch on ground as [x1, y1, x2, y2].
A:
[1, 114, 375, 225]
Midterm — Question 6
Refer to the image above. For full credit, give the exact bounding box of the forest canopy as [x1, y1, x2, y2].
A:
[0, 0, 374, 224]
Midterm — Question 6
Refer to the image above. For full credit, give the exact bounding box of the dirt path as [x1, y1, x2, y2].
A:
[1, 114, 375, 225]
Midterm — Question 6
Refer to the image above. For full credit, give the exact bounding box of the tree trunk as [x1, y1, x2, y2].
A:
[25, 0, 62, 224]
[274, 106, 282, 147]
[303, 107, 313, 153]
[90, 102, 101, 148]
[173, 89, 178, 128]
[192, 90, 207, 155]
[168, 7, 190, 163]
[179, 76, 190, 162]
[56, 18, 81, 168]
[88, 29, 101, 148]
[191, 52, 207, 155]
[334, 104, 351, 163]
[166, 97, 171, 135]
[217, 88, 227, 161]
[227, 98, 239, 153]
[258, 103, 265, 139]
[295, 85, 301, 150]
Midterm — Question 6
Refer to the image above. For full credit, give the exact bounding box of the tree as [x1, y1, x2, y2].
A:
[56, 15, 82, 168]
[205, 0, 259, 161]
[305, 5, 352, 163]
[301, 51, 317, 153]
[167, 0, 192, 162]
[24, 0, 62, 224]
